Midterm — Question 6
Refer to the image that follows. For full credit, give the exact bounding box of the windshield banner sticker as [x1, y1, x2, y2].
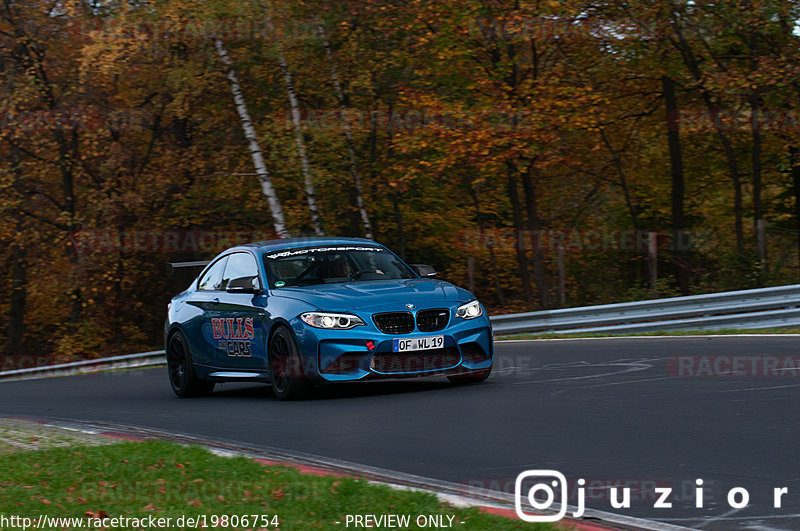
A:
[264, 246, 383, 259]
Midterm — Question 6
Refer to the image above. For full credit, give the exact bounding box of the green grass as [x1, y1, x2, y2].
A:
[0, 440, 557, 530]
[497, 328, 800, 340]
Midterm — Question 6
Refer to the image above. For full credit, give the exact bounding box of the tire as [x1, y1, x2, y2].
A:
[447, 365, 492, 385]
[269, 326, 312, 400]
[167, 331, 215, 398]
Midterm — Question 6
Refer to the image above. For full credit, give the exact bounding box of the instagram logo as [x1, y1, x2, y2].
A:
[515, 470, 569, 522]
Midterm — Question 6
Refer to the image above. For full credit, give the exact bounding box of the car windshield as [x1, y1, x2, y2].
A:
[263, 245, 416, 288]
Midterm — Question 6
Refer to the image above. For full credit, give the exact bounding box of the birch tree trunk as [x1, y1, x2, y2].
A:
[214, 38, 291, 239]
[316, 21, 374, 239]
[257, 3, 324, 235]
[277, 55, 325, 235]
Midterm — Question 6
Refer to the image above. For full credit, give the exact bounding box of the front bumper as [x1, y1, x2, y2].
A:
[292, 313, 493, 382]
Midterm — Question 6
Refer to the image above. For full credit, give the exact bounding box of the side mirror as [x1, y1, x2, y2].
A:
[226, 276, 263, 294]
[411, 264, 437, 278]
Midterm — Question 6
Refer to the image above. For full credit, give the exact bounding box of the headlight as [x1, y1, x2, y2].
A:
[300, 312, 365, 330]
[456, 300, 483, 320]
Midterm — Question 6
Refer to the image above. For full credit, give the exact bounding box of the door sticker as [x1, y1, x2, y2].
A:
[211, 317, 254, 357]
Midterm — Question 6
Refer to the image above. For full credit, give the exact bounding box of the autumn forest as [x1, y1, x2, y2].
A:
[2, 0, 800, 359]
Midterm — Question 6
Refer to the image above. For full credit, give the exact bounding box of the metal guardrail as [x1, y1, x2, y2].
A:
[490, 284, 800, 335]
[4, 284, 800, 381]
[0, 350, 166, 381]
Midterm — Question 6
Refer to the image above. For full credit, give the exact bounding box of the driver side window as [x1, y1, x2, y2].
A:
[221, 252, 261, 291]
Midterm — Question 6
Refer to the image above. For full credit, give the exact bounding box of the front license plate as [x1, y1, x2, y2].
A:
[393, 335, 444, 352]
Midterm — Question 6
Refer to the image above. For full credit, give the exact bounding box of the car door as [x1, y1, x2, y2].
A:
[184, 255, 229, 367]
[213, 252, 268, 370]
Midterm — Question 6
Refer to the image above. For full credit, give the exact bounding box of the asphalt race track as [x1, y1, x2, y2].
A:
[1, 337, 799, 530]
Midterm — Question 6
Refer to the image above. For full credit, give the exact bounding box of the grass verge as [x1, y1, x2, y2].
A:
[0, 439, 558, 530]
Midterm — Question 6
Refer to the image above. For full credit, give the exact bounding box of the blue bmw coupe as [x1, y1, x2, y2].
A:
[165, 238, 493, 400]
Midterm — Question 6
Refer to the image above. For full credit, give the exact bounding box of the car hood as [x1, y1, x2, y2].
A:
[270, 279, 472, 312]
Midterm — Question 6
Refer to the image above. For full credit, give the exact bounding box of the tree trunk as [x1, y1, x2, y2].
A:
[661, 75, 690, 294]
[5, 145, 26, 356]
[751, 97, 766, 271]
[60, 131, 82, 328]
[257, 5, 322, 235]
[379, 111, 406, 257]
[470, 185, 506, 307]
[710, 104, 745, 253]
[520, 166, 551, 308]
[790, 147, 800, 269]
[507, 167, 534, 306]
[316, 21, 373, 238]
[557, 243, 566, 308]
[6, 244, 26, 356]
[277, 55, 325, 236]
[214, 39, 290, 238]
[749, 31, 765, 271]
[9, 18, 83, 327]
[669, 21, 744, 252]
[599, 128, 639, 228]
